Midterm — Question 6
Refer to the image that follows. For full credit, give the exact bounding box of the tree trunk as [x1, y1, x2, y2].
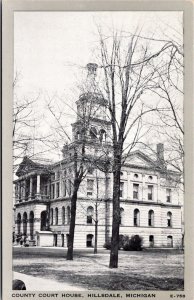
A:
[66, 179, 80, 260]
[109, 167, 121, 268]
[94, 202, 98, 254]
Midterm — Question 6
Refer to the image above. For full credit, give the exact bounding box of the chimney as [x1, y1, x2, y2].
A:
[157, 143, 165, 166]
[86, 63, 98, 78]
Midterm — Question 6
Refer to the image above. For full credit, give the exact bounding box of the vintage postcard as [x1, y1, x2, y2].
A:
[2, 1, 194, 300]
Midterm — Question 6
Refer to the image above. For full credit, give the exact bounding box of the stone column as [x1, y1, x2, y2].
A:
[157, 175, 160, 203]
[15, 184, 18, 203]
[29, 177, 33, 199]
[127, 172, 130, 199]
[142, 174, 145, 201]
[21, 182, 24, 202]
[24, 180, 27, 201]
[18, 182, 21, 202]
[37, 174, 40, 194]
[34, 208, 42, 233]
[55, 182, 57, 199]
[142, 174, 147, 201]
[26, 218, 30, 236]
[60, 174, 63, 197]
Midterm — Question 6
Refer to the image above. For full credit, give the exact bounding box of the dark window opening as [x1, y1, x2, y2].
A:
[166, 189, 171, 202]
[133, 184, 139, 199]
[86, 234, 94, 247]
[148, 185, 153, 200]
[134, 209, 140, 226]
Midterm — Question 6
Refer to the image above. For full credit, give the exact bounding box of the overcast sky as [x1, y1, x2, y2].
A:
[14, 11, 182, 96]
[14, 11, 183, 161]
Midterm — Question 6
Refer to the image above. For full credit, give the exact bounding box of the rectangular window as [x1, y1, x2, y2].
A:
[87, 179, 94, 196]
[133, 184, 139, 199]
[166, 189, 171, 202]
[87, 216, 92, 224]
[56, 182, 60, 198]
[120, 182, 124, 198]
[44, 185, 48, 195]
[148, 185, 153, 200]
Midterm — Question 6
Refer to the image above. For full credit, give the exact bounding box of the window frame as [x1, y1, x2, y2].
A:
[87, 179, 94, 197]
[148, 210, 154, 227]
[167, 212, 172, 227]
[133, 183, 139, 199]
[147, 185, 153, 200]
[166, 188, 172, 203]
[134, 209, 140, 226]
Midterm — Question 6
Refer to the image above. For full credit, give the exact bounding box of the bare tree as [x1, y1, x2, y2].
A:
[13, 72, 51, 172]
[13, 72, 39, 170]
[46, 68, 112, 260]
[152, 41, 183, 174]
[96, 27, 177, 268]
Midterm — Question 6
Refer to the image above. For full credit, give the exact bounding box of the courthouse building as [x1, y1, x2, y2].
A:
[13, 64, 183, 249]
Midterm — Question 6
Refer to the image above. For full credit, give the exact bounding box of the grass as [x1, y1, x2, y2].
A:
[13, 248, 184, 290]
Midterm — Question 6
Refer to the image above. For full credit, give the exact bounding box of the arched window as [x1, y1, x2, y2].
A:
[90, 127, 97, 139]
[29, 211, 34, 240]
[17, 213, 21, 234]
[23, 212, 27, 235]
[134, 209, 140, 226]
[119, 208, 124, 225]
[55, 207, 58, 225]
[67, 206, 71, 224]
[86, 234, 94, 247]
[167, 212, 172, 227]
[87, 206, 94, 224]
[62, 206, 65, 225]
[50, 208, 53, 225]
[99, 129, 106, 143]
[167, 235, 173, 247]
[149, 235, 154, 247]
[41, 210, 47, 231]
[148, 210, 154, 227]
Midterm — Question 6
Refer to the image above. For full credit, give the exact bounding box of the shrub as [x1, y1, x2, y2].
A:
[103, 240, 111, 250]
[119, 234, 130, 249]
[123, 235, 143, 251]
[119, 234, 124, 249]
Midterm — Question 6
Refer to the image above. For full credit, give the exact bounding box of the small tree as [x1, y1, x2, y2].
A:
[46, 66, 112, 260]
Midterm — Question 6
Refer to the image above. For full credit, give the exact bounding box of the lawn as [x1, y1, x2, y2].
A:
[13, 248, 184, 290]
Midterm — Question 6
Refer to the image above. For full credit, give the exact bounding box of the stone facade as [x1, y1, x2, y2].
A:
[13, 64, 183, 249]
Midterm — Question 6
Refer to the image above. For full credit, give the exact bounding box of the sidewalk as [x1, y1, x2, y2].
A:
[13, 272, 87, 291]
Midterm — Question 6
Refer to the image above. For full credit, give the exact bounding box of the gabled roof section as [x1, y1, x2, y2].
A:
[16, 156, 52, 177]
[124, 150, 159, 170]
